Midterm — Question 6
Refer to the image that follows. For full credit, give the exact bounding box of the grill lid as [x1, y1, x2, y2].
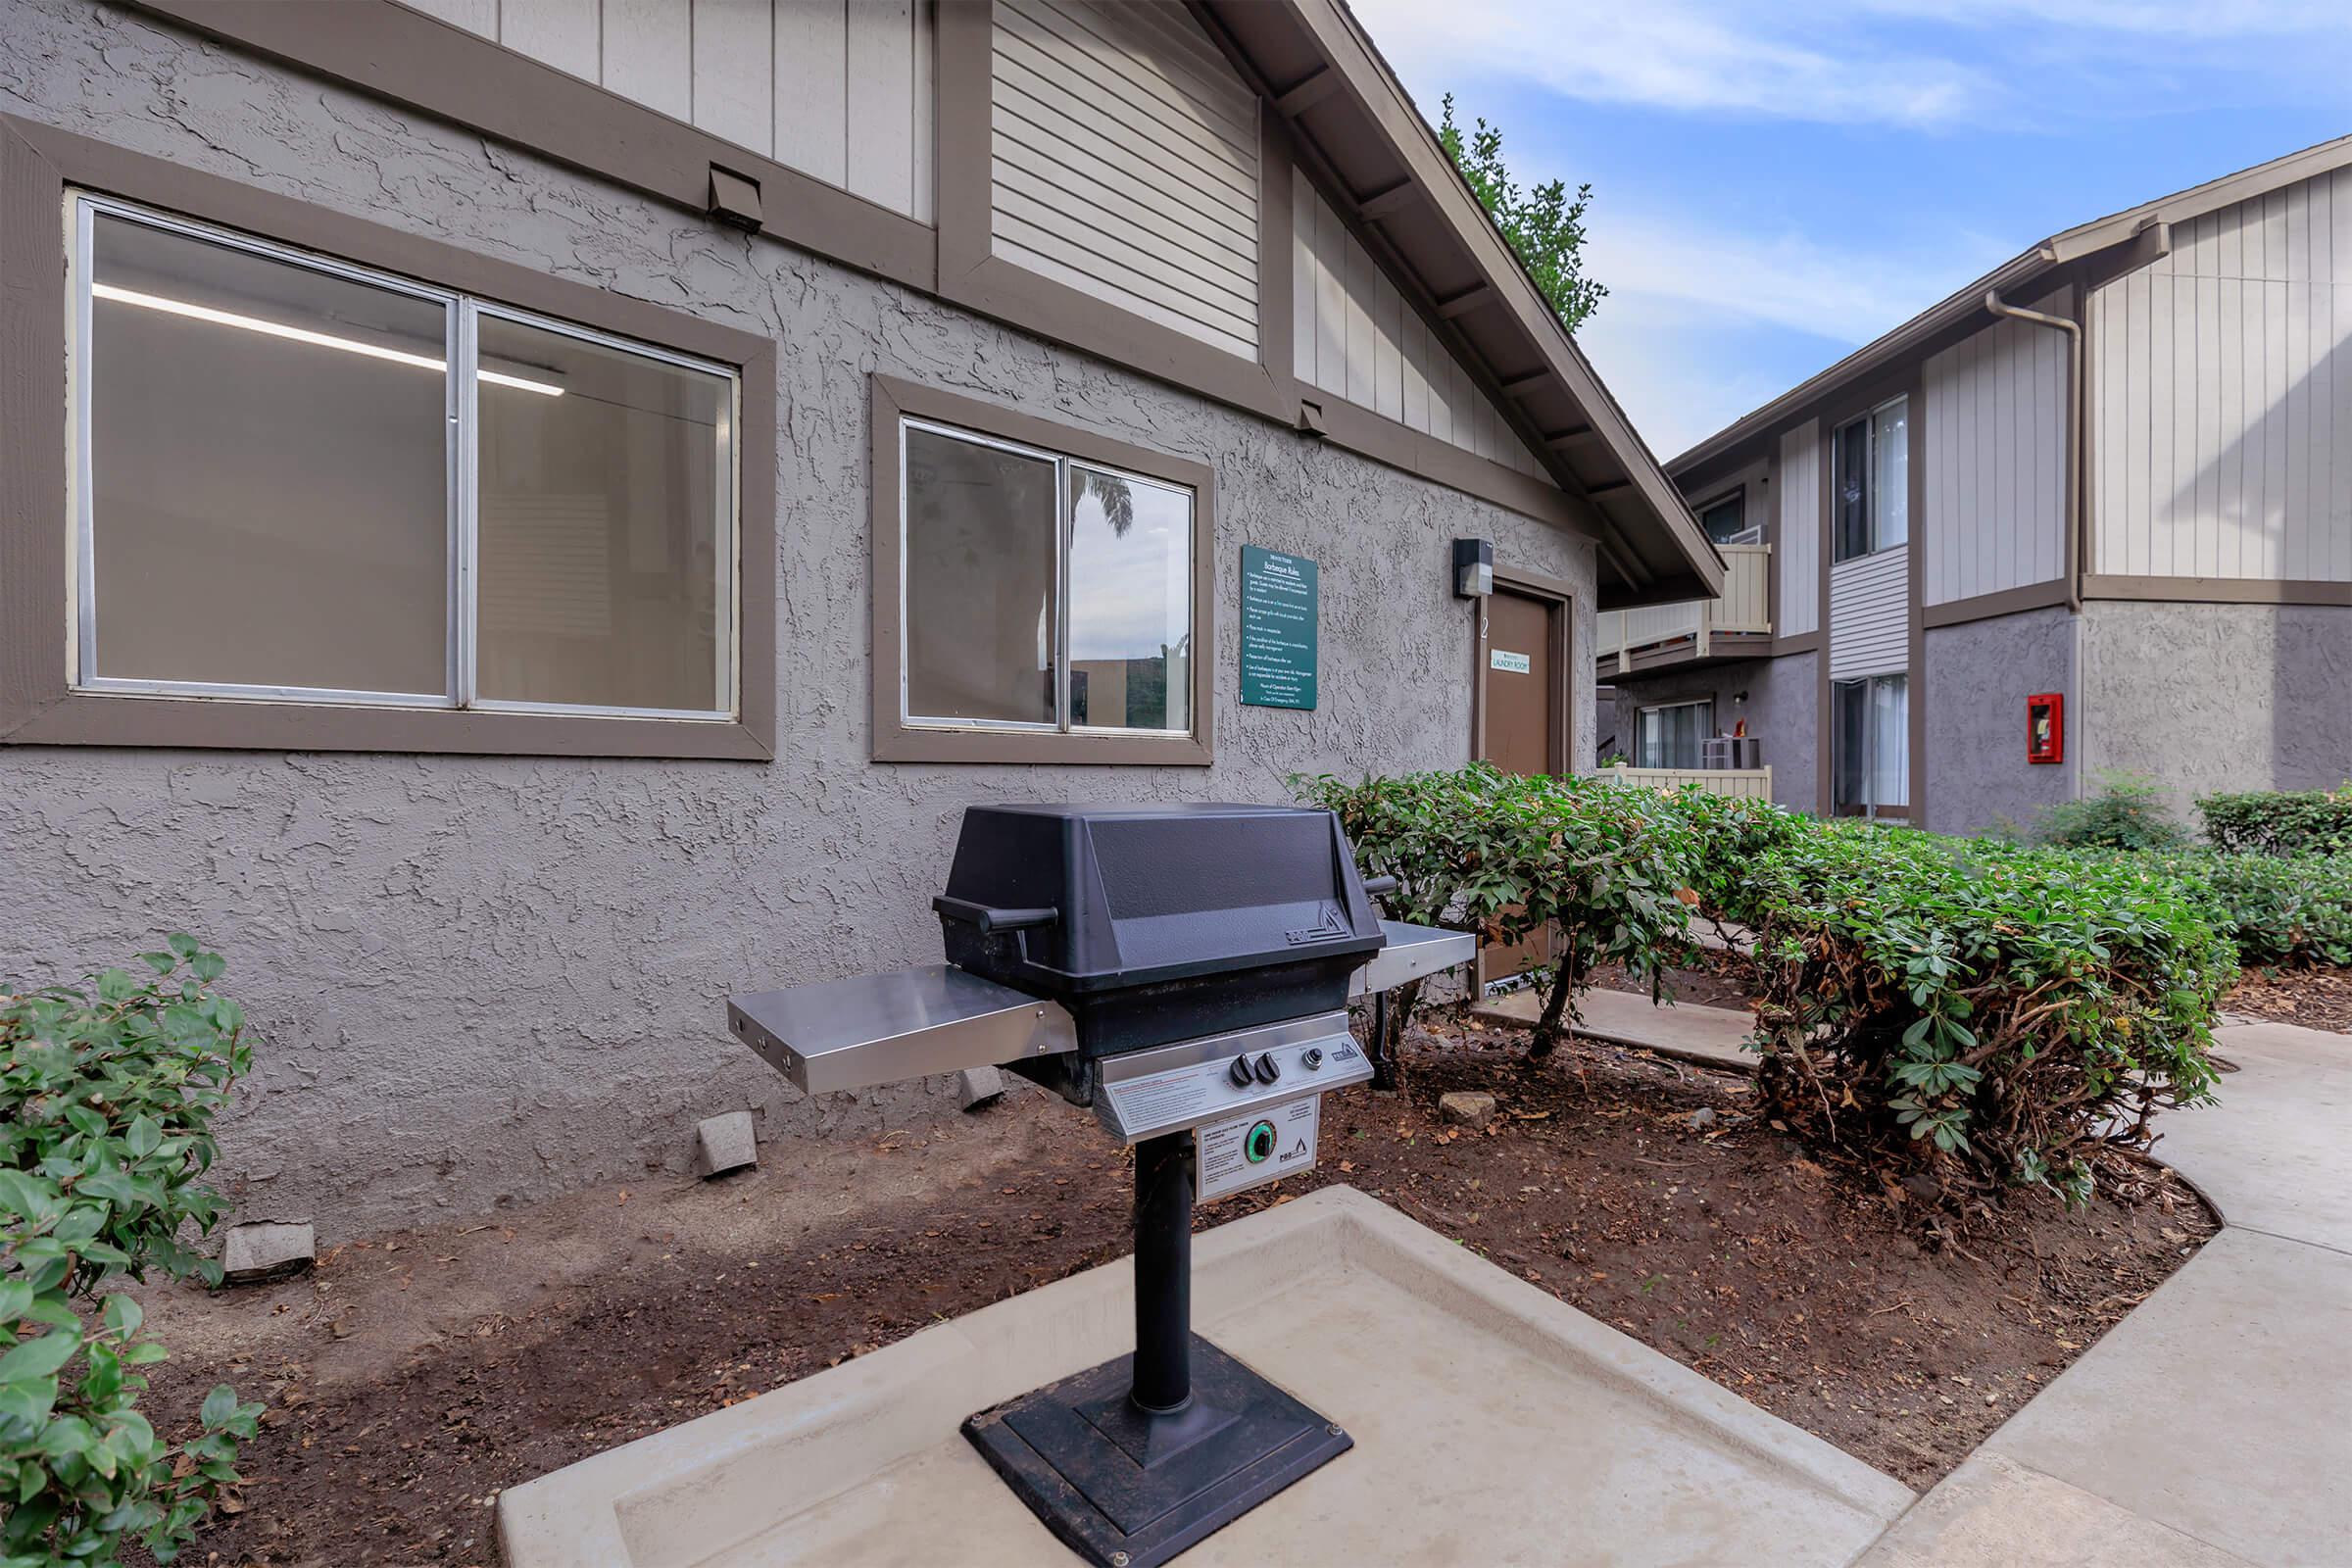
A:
[933, 803, 1386, 996]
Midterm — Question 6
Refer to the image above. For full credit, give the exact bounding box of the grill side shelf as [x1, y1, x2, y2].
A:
[728, 965, 1076, 1095]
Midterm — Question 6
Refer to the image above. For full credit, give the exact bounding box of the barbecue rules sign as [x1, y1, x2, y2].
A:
[1240, 545, 1318, 710]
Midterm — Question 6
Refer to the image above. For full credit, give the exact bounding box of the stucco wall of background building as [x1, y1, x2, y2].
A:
[0, 1, 1596, 1239]
[2079, 601, 2352, 824]
[1923, 606, 2079, 838]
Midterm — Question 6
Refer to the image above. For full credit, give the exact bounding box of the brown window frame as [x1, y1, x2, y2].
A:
[0, 114, 777, 760]
[869, 375, 1214, 766]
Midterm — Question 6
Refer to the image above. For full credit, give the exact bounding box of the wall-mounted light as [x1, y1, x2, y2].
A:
[1452, 537, 1493, 599]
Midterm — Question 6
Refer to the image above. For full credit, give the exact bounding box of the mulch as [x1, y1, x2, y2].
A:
[2224, 964, 2352, 1035]
[147, 1011, 2215, 1565]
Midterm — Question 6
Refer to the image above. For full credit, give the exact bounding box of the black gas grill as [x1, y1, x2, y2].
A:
[727, 803, 1471, 1568]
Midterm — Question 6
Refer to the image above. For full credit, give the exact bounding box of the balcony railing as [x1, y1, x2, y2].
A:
[1594, 544, 1771, 671]
[1599, 763, 1774, 801]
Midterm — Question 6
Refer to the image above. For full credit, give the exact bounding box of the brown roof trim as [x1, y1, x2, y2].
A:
[1192, 0, 1720, 608]
[1672, 131, 2352, 477]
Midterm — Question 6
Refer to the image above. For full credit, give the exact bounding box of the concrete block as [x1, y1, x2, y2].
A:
[693, 1110, 758, 1179]
[956, 1066, 1005, 1111]
[1438, 1090, 1494, 1126]
[498, 1187, 1911, 1567]
[220, 1220, 315, 1285]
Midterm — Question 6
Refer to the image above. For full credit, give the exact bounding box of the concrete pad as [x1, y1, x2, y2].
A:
[499, 1187, 1910, 1568]
[1976, 1227, 2352, 1567]
[1853, 1451, 2257, 1568]
[2165, 1022, 2352, 1251]
[1475, 985, 1758, 1072]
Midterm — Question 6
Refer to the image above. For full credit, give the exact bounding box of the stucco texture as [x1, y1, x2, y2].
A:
[2080, 601, 2352, 821]
[1604, 651, 1817, 813]
[0, 4, 1596, 1237]
[1923, 607, 2078, 839]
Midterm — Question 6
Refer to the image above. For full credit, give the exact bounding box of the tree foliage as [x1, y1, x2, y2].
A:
[2, 939, 261, 1565]
[1436, 94, 1605, 332]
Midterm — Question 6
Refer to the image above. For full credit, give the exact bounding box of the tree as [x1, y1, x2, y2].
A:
[1437, 94, 1605, 333]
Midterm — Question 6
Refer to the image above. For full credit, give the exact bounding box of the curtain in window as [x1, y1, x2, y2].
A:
[1834, 416, 1870, 561]
[1834, 675, 1907, 813]
[1871, 675, 1908, 808]
[1870, 397, 1909, 552]
[1638, 703, 1710, 769]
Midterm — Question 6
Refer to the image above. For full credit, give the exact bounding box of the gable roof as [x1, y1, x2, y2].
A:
[1669, 131, 2352, 480]
[1195, 0, 1722, 608]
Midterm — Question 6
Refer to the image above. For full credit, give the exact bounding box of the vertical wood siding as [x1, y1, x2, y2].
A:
[1922, 292, 2068, 605]
[1776, 420, 1821, 636]
[987, 0, 1260, 361]
[2090, 169, 2352, 585]
[1291, 172, 1545, 477]
[1829, 547, 1908, 679]
[409, 0, 937, 223]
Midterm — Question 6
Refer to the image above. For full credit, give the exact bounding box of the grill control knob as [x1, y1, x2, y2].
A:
[1301, 1047, 1324, 1070]
[1229, 1054, 1256, 1089]
[1251, 1052, 1280, 1085]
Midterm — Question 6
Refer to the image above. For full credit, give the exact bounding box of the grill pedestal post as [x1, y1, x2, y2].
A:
[961, 1131, 1352, 1568]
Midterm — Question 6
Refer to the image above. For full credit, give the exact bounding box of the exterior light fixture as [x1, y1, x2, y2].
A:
[1452, 537, 1494, 599]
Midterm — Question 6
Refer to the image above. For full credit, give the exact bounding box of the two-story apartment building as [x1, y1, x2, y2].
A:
[0, 0, 1716, 1236]
[1602, 138, 2352, 832]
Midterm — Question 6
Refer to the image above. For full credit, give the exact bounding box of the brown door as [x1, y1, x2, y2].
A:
[1477, 585, 1565, 987]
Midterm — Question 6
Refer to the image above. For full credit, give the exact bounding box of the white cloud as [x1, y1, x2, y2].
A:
[1348, 0, 2352, 129]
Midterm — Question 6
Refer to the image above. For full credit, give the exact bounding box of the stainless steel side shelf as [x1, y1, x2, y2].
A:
[727, 965, 1076, 1095]
[1350, 921, 1475, 997]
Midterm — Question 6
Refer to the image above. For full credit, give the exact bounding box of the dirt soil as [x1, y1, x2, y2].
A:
[1591, 954, 1758, 1010]
[2225, 964, 2352, 1035]
[135, 1016, 2215, 1566]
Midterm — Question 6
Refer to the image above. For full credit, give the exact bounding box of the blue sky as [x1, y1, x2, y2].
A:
[1350, 0, 2352, 461]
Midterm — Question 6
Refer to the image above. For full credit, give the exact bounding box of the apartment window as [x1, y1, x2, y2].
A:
[1636, 700, 1713, 770]
[899, 417, 1195, 738]
[1832, 396, 1908, 563]
[1698, 491, 1757, 546]
[1833, 674, 1908, 816]
[72, 195, 739, 720]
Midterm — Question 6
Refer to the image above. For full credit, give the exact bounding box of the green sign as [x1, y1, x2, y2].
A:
[1240, 545, 1318, 710]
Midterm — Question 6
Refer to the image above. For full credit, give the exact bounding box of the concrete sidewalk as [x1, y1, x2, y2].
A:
[1473, 984, 1758, 1071]
[1853, 1019, 2352, 1568]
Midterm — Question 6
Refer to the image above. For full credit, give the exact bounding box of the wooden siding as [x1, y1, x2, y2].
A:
[2090, 168, 2352, 584]
[1291, 172, 1544, 476]
[1923, 293, 2068, 605]
[1776, 420, 1821, 636]
[408, 0, 937, 223]
[1829, 547, 1908, 679]
[987, 0, 1260, 361]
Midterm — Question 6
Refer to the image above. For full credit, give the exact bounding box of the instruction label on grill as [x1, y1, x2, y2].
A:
[1195, 1095, 1319, 1202]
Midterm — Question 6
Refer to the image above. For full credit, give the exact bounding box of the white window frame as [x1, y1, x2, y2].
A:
[897, 415, 1198, 740]
[1635, 698, 1713, 770]
[68, 191, 742, 723]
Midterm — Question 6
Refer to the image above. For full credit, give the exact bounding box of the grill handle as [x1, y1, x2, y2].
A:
[933, 896, 1059, 936]
[1360, 874, 1399, 897]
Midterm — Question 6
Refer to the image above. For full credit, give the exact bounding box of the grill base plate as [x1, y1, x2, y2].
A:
[960, 1335, 1349, 1568]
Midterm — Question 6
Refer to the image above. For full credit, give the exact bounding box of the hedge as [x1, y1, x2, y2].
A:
[1734, 825, 2233, 1207]
[2196, 787, 2352, 858]
[2145, 851, 2352, 968]
[2, 939, 263, 1564]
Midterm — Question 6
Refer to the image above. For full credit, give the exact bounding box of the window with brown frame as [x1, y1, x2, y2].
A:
[870, 377, 1214, 766]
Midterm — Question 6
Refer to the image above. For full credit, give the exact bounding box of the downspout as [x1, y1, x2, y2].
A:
[1983, 289, 2082, 612]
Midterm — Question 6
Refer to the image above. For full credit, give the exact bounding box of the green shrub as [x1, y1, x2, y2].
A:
[2196, 787, 2352, 858]
[2, 938, 263, 1565]
[2034, 770, 2190, 853]
[2144, 851, 2352, 967]
[1296, 763, 1517, 1060]
[1300, 765, 1705, 1057]
[1742, 826, 2232, 1208]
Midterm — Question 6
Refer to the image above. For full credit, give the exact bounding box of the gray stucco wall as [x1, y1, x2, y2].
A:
[2080, 601, 2352, 823]
[1923, 606, 2078, 838]
[1604, 651, 1817, 814]
[0, 3, 1596, 1238]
